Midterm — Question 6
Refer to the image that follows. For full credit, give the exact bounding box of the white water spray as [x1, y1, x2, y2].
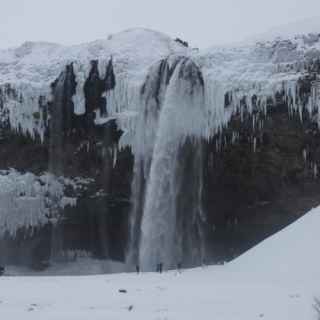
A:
[139, 59, 206, 270]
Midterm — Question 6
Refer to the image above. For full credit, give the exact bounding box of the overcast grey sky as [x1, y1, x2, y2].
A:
[1, 0, 320, 49]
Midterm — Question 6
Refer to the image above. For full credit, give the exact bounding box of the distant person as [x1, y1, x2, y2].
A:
[177, 262, 182, 273]
[0, 266, 5, 276]
[157, 262, 163, 274]
[136, 265, 140, 274]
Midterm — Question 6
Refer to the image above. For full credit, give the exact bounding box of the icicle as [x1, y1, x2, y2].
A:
[253, 137, 257, 153]
[231, 131, 236, 144]
[303, 149, 307, 162]
[259, 119, 264, 131]
[72, 61, 91, 115]
[314, 163, 318, 179]
[298, 104, 303, 122]
[112, 144, 118, 168]
[0, 83, 49, 142]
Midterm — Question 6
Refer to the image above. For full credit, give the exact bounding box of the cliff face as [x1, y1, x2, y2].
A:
[1, 28, 320, 270]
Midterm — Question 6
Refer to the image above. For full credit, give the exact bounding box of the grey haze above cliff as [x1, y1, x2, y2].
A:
[1, 0, 320, 49]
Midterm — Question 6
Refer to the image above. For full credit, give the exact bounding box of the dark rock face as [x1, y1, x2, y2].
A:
[202, 80, 320, 262]
[50, 64, 77, 136]
[84, 59, 116, 117]
[49, 63, 76, 174]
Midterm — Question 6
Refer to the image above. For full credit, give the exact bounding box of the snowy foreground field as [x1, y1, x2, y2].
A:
[1, 207, 320, 319]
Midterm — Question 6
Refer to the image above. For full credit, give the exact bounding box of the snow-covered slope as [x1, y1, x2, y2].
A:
[230, 206, 320, 284]
[1, 205, 320, 319]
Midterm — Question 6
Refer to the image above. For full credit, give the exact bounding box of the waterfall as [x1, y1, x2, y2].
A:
[137, 58, 207, 271]
[126, 57, 179, 266]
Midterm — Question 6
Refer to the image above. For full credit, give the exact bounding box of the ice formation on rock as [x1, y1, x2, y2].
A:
[0, 170, 77, 237]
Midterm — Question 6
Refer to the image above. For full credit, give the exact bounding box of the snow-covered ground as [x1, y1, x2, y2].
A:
[0, 206, 319, 319]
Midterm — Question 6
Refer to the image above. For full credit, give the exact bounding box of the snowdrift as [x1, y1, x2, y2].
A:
[230, 206, 320, 284]
[1, 206, 320, 319]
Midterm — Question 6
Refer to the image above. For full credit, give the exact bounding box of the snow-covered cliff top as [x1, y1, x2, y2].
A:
[2, 25, 320, 101]
[1, 25, 320, 145]
[1, 23, 320, 88]
[0, 28, 187, 87]
[198, 31, 320, 105]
